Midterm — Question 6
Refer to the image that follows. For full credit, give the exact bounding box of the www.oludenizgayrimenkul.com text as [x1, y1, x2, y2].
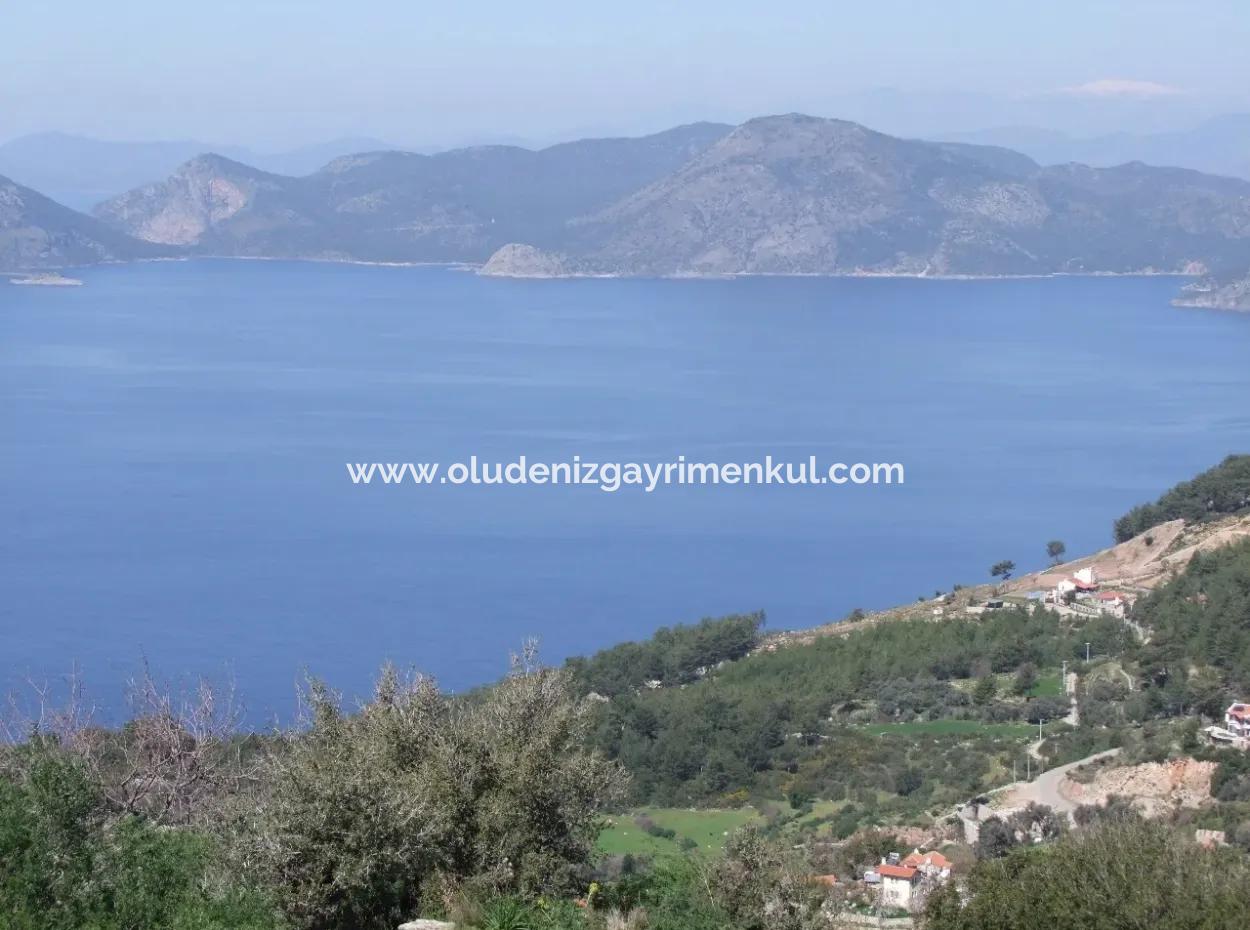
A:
[345, 456, 904, 493]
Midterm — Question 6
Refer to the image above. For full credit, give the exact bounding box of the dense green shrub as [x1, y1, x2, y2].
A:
[0, 748, 279, 930]
[1133, 538, 1250, 693]
[566, 612, 764, 696]
[926, 818, 1250, 929]
[1114, 454, 1250, 542]
[238, 662, 626, 930]
[589, 606, 1124, 806]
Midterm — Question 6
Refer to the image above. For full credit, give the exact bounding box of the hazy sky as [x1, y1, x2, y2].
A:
[4, 0, 1250, 148]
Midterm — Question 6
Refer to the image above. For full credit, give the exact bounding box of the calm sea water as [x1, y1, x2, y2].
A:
[3, 261, 1249, 721]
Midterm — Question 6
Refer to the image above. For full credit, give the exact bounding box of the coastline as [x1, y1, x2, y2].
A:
[4, 254, 1216, 289]
[473, 267, 1199, 282]
[9, 272, 84, 287]
[1173, 298, 1250, 312]
[125, 254, 476, 270]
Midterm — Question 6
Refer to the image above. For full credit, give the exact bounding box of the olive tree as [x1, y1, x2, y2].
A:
[238, 649, 626, 930]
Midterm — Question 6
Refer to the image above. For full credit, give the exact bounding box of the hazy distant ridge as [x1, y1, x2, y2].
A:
[6, 115, 1250, 307]
[944, 114, 1250, 183]
[0, 133, 400, 210]
[88, 123, 733, 265]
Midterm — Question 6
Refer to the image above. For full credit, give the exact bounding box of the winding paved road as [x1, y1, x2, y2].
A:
[1017, 748, 1121, 815]
[955, 746, 1122, 841]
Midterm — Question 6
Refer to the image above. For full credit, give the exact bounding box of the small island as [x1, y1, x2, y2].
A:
[10, 272, 84, 287]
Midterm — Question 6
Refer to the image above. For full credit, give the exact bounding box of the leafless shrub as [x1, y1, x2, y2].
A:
[2, 660, 249, 826]
[603, 906, 649, 930]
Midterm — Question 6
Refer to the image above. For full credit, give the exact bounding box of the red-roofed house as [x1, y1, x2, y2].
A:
[1226, 703, 1250, 739]
[878, 864, 919, 909]
[901, 850, 953, 878]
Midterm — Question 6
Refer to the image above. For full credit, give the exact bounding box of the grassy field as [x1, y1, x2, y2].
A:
[952, 670, 1064, 699]
[596, 806, 760, 857]
[1085, 660, 1135, 690]
[861, 719, 1035, 739]
[1028, 671, 1064, 697]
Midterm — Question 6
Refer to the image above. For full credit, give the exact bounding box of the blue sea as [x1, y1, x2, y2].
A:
[3, 261, 1249, 721]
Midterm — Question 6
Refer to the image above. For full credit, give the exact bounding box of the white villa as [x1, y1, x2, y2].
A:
[874, 850, 953, 912]
[1056, 567, 1100, 598]
[1203, 702, 1250, 749]
[1226, 702, 1250, 739]
[878, 864, 919, 910]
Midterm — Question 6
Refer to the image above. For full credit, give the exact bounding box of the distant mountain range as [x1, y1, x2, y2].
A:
[943, 114, 1250, 182]
[91, 122, 734, 262]
[0, 133, 400, 211]
[484, 114, 1250, 280]
[4, 115, 1249, 308]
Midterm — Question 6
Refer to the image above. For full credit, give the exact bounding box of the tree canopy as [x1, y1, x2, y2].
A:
[1114, 454, 1250, 542]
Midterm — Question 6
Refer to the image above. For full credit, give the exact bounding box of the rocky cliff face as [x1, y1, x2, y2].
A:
[477, 243, 574, 277]
[93, 154, 292, 247]
[0, 174, 162, 271]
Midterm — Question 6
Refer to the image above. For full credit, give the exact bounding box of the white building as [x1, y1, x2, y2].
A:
[1073, 567, 1098, 587]
[1093, 591, 1129, 618]
[1225, 702, 1250, 739]
[878, 864, 919, 910]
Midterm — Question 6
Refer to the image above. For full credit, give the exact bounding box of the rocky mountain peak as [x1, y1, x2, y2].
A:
[93, 153, 276, 245]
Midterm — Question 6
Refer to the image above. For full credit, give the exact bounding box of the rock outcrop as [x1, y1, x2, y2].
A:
[478, 243, 573, 277]
[1175, 272, 1250, 311]
[1062, 758, 1216, 818]
[93, 154, 282, 246]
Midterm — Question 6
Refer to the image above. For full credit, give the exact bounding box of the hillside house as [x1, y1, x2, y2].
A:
[1054, 567, 1100, 602]
[1093, 591, 1129, 618]
[1202, 724, 1249, 749]
[878, 864, 919, 910]
[1226, 702, 1250, 739]
[901, 849, 953, 878]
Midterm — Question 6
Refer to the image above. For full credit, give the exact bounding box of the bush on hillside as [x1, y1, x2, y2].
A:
[566, 612, 764, 697]
[926, 817, 1250, 929]
[1114, 454, 1250, 542]
[0, 747, 278, 930]
[238, 654, 627, 930]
